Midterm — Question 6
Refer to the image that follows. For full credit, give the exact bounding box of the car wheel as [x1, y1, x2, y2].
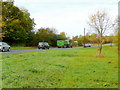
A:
[2, 47, 5, 52]
[7, 47, 10, 52]
[42, 47, 45, 49]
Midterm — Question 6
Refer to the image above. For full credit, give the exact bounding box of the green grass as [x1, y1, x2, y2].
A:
[2, 46, 118, 88]
[11, 46, 37, 50]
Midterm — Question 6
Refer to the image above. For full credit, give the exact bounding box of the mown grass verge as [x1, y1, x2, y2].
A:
[2, 46, 118, 88]
[11, 46, 37, 50]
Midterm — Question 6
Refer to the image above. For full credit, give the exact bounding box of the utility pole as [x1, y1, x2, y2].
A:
[84, 28, 86, 48]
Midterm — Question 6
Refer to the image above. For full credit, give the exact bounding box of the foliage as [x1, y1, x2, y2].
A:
[71, 34, 114, 47]
[36, 27, 68, 46]
[1, 1, 35, 45]
[1, 1, 68, 47]
[59, 32, 67, 40]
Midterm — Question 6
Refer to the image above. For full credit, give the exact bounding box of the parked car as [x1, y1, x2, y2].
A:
[84, 44, 91, 47]
[38, 42, 50, 49]
[0, 42, 10, 52]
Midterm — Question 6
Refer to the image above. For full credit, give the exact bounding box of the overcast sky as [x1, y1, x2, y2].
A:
[14, 0, 118, 37]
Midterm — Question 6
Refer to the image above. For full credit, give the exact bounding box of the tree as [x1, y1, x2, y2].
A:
[59, 32, 67, 40]
[25, 31, 37, 46]
[71, 35, 79, 46]
[0, 1, 2, 41]
[88, 10, 112, 56]
[36, 27, 70, 46]
[89, 34, 99, 44]
[77, 38, 82, 46]
[2, 0, 35, 45]
[36, 27, 58, 46]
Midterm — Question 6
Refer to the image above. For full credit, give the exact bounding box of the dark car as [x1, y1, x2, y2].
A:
[0, 42, 10, 52]
[38, 42, 50, 49]
[84, 44, 91, 47]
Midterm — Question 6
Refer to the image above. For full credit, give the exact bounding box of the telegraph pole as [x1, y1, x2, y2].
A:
[84, 28, 86, 48]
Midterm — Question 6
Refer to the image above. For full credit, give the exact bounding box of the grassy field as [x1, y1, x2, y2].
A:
[2, 46, 118, 88]
[11, 46, 37, 50]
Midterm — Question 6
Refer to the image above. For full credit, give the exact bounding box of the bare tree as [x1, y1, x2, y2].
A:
[88, 10, 112, 56]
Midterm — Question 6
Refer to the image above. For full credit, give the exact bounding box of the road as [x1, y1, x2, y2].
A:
[0, 44, 115, 55]
[0, 47, 81, 55]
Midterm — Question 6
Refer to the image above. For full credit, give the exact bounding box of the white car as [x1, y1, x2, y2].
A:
[0, 42, 10, 52]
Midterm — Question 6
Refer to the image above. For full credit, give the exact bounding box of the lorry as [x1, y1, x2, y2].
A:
[57, 40, 72, 48]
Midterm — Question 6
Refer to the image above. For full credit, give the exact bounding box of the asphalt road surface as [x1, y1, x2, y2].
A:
[1, 47, 81, 55]
[0, 44, 115, 55]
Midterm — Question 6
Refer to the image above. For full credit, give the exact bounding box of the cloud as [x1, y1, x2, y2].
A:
[14, 0, 118, 36]
[14, 0, 119, 3]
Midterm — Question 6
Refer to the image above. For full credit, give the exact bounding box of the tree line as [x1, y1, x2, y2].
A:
[71, 34, 114, 46]
[1, 0, 117, 50]
[1, 1, 68, 46]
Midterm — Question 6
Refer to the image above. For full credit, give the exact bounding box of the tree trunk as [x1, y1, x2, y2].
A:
[99, 34, 102, 56]
[110, 41, 112, 47]
[99, 42, 102, 55]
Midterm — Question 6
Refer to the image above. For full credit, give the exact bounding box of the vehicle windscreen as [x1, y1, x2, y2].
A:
[45, 43, 49, 45]
[2, 42, 7, 45]
[39, 43, 43, 45]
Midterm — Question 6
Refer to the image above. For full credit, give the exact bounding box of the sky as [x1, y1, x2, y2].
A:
[14, 0, 119, 37]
